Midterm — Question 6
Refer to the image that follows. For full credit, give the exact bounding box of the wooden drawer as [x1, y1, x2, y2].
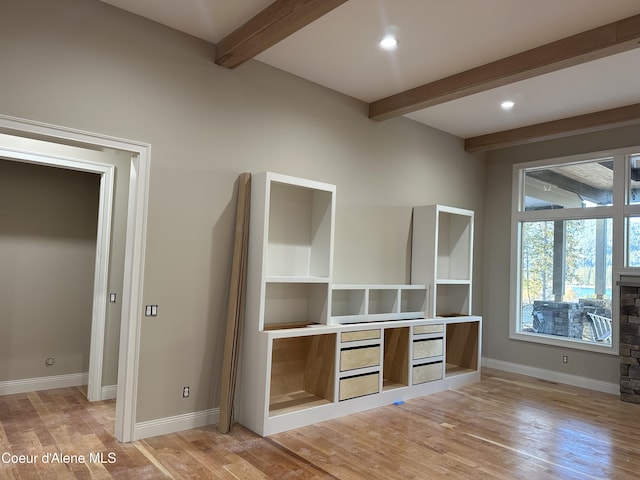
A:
[414, 324, 444, 335]
[341, 329, 381, 343]
[339, 372, 379, 401]
[413, 338, 443, 360]
[340, 346, 380, 371]
[412, 362, 443, 385]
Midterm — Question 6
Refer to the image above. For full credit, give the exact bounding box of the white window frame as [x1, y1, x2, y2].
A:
[508, 146, 640, 355]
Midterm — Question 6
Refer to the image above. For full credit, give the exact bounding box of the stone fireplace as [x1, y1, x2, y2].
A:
[618, 277, 640, 403]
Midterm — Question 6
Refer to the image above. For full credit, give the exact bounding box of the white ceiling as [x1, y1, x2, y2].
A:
[100, 0, 640, 139]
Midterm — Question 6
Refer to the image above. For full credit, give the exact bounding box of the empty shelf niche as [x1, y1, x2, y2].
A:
[400, 287, 427, 316]
[435, 283, 470, 317]
[368, 288, 398, 315]
[269, 334, 336, 415]
[267, 180, 333, 278]
[445, 321, 479, 377]
[331, 288, 366, 318]
[437, 210, 472, 281]
[264, 282, 329, 329]
[383, 327, 409, 390]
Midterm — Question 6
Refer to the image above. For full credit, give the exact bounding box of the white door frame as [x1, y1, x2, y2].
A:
[0, 114, 150, 443]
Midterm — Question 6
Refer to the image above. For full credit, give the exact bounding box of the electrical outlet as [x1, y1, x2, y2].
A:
[562, 355, 568, 364]
[182, 386, 190, 398]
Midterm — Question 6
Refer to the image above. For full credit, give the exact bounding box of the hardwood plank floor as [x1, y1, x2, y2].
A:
[2, 368, 639, 479]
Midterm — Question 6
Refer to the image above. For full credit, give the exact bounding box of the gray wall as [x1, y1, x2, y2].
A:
[0, 134, 131, 389]
[0, 160, 99, 380]
[0, 0, 486, 423]
[484, 124, 640, 384]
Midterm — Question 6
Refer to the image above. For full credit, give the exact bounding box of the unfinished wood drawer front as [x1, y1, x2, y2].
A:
[413, 338, 443, 360]
[412, 362, 443, 385]
[339, 373, 379, 401]
[341, 329, 381, 343]
[340, 346, 380, 371]
[414, 324, 444, 335]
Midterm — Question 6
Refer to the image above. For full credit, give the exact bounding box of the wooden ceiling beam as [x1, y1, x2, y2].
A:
[215, 0, 348, 69]
[369, 14, 640, 121]
[464, 103, 640, 152]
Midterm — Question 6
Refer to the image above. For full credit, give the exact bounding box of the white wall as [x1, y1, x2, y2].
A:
[0, 0, 486, 423]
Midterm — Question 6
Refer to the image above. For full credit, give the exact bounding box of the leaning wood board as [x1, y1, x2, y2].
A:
[218, 172, 251, 434]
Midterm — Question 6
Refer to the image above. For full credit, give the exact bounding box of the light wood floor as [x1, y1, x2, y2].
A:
[1, 368, 639, 479]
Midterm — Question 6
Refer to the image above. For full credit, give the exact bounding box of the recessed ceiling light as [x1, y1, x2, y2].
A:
[501, 100, 515, 110]
[379, 34, 398, 51]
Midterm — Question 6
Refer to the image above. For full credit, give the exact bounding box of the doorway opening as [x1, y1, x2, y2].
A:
[0, 159, 103, 398]
[0, 114, 150, 442]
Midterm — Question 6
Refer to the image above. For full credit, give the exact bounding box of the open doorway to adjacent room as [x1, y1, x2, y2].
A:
[0, 115, 150, 442]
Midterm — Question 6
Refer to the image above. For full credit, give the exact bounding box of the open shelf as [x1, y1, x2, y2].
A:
[435, 283, 470, 317]
[383, 327, 410, 390]
[269, 391, 332, 416]
[437, 210, 472, 281]
[368, 288, 398, 314]
[444, 364, 476, 377]
[412, 204, 474, 318]
[267, 180, 333, 278]
[445, 321, 478, 378]
[269, 334, 336, 416]
[330, 285, 427, 324]
[331, 287, 366, 317]
[263, 282, 329, 329]
[401, 287, 427, 314]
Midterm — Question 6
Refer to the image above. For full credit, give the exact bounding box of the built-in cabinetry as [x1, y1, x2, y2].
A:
[240, 317, 481, 436]
[247, 171, 335, 330]
[411, 204, 474, 317]
[238, 173, 481, 436]
[331, 284, 427, 323]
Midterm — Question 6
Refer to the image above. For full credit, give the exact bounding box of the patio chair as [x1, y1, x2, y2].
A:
[587, 312, 612, 344]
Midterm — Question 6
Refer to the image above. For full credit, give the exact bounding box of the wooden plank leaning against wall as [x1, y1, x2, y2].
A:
[218, 173, 251, 434]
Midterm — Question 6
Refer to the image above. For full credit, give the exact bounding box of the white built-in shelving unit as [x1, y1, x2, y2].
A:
[411, 204, 474, 317]
[237, 173, 481, 436]
[331, 284, 427, 324]
[247, 172, 335, 331]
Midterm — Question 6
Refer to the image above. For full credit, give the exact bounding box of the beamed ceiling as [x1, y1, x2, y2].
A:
[100, 0, 640, 152]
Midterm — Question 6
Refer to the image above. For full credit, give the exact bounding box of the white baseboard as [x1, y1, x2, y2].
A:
[101, 385, 117, 401]
[0, 372, 88, 396]
[133, 408, 220, 441]
[482, 357, 619, 395]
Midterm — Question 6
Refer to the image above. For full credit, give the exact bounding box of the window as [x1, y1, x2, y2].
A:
[511, 151, 640, 353]
[523, 159, 614, 210]
[520, 218, 612, 343]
